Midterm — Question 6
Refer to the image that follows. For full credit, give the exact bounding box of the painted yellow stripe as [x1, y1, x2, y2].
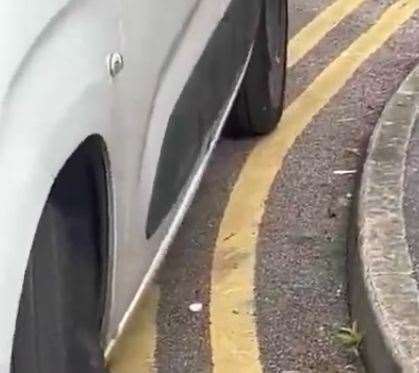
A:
[107, 285, 160, 373]
[287, 0, 365, 67]
[210, 1, 419, 372]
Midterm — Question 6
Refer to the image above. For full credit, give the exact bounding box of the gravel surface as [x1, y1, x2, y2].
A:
[286, 0, 398, 104]
[155, 138, 254, 373]
[256, 12, 419, 373]
[288, 0, 335, 37]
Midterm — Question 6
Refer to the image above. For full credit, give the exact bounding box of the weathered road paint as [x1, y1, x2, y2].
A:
[210, 1, 419, 372]
[107, 285, 160, 373]
[287, 0, 365, 67]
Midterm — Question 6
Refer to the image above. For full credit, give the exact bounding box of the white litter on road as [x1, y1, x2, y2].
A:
[189, 303, 203, 313]
[333, 170, 357, 175]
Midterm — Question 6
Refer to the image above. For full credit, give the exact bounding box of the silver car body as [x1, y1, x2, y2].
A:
[0, 0, 261, 370]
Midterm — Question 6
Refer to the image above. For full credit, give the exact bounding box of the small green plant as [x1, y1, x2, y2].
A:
[336, 321, 363, 353]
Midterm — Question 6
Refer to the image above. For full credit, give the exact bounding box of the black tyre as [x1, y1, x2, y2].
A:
[226, 0, 288, 136]
[12, 137, 109, 373]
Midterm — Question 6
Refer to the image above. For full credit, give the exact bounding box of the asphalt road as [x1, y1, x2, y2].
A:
[107, 1, 419, 372]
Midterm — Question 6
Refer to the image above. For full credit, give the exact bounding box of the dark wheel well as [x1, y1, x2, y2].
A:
[12, 134, 110, 373]
[51, 134, 111, 328]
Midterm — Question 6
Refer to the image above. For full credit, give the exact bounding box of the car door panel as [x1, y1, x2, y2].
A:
[106, 0, 203, 335]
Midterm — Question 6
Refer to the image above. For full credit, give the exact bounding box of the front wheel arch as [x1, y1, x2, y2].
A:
[12, 134, 111, 373]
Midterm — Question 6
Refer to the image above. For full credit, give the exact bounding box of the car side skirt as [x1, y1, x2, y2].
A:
[146, 0, 261, 238]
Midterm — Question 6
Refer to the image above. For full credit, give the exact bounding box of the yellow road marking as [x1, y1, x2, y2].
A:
[107, 285, 160, 373]
[210, 1, 419, 372]
[287, 0, 365, 67]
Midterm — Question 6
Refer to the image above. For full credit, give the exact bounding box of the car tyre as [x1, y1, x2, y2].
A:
[11, 138, 109, 373]
[226, 0, 288, 136]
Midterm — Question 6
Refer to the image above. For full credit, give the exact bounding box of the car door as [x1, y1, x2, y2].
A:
[106, 0, 204, 337]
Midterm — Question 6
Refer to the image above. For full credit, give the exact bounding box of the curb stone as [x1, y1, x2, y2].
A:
[349, 65, 419, 373]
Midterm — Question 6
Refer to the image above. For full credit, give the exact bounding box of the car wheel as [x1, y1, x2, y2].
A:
[12, 139, 109, 373]
[226, 0, 288, 136]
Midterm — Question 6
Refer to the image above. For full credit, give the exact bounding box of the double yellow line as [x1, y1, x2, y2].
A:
[210, 0, 419, 372]
[108, 0, 419, 371]
[287, 0, 366, 67]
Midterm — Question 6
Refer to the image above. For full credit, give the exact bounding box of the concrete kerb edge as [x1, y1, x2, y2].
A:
[349, 65, 419, 373]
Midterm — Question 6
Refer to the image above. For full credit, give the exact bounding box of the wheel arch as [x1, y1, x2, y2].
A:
[11, 134, 113, 372]
[0, 132, 114, 372]
[50, 134, 114, 335]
